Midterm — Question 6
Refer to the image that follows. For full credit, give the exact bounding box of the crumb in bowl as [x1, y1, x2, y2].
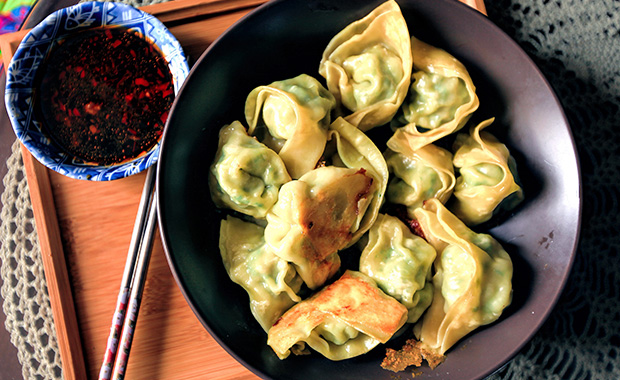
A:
[381, 339, 445, 373]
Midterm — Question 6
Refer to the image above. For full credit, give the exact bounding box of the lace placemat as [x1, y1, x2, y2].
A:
[485, 0, 620, 378]
[2, 0, 620, 379]
[1, 139, 63, 380]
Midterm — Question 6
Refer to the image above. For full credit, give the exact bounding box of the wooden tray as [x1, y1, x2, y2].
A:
[1, 0, 486, 379]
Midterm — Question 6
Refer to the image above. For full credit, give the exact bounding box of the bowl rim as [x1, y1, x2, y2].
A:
[4, 1, 189, 181]
[156, 0, 582, 379]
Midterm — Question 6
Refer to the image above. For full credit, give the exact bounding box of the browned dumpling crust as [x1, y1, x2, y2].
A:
[268, 270, 408, 360]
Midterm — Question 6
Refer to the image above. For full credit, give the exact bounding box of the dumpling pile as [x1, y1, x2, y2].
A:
[208, 0, 524, 371]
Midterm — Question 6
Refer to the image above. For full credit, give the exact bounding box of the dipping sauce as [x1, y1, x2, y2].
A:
[37, 26, 175, 165]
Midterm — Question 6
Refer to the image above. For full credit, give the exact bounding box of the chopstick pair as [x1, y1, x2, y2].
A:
[98, 166, 159, 380]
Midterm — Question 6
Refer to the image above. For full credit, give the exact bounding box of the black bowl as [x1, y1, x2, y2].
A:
[156, 0, 581, 379]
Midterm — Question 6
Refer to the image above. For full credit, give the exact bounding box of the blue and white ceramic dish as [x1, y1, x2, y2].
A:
[4, 1, 189, 181]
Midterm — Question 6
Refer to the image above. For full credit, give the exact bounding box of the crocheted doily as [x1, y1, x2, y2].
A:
[1, 139, 63, 380]
[485, 0, 620, 379]
[2, 0, 620, 379]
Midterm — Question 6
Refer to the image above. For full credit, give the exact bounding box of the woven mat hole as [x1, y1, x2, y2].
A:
[39, 332, 49, 347]
[26, 343, 36, 356]
[30, 300, 40, 314]
[606, 361, 615, 372]
[24, 254, 34, 266]
[11, 288, 20, 304]
[27, 285, 37, 298]
[35, 316, 44, 329]
[29, 357, 41, 370]
[10, 203, 18, 218]
[9, 255, 17, 270]
[47, 347, 57, 363]
[10, 187, 19, 201]
[15, 167, 23, 182]
[25, 220, 34, 234]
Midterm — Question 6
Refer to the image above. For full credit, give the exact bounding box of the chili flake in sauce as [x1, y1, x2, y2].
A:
[37, 26, 175, 165]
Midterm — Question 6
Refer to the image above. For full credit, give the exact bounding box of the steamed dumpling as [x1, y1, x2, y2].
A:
[385, 136, 456, 215]
[245, 74, 336, 179]
[209, 121, 291, 218]
[319, 0, 412, 131]
[267, 270, 408, 360]
[220, 216, 303, 331]
[389, 36, 479, 150]
[412, 199, 513, 355]
[450, 118, 524, 226]
[359, 214, 435, 323]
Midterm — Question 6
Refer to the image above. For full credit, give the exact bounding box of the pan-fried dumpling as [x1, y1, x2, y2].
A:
[412, 199, 513, 355]
[450, 118, 524, 226]
[219, 216, 303, 332]
[327, 117, 389, 237]
[267, 270, 408, 360]
[209, 121, 291, 218]
[385, 136, 456, 215]
[389, 36, 479, 150]
[319, 0, 412, 131]
[245, 74, 336, 179]
[359, 214, 435, 323]
[264, 117, 388, 290]
[264, 166, 375, 289]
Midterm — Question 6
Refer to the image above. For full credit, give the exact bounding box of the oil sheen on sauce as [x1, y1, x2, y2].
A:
[37, 26, 175, 165]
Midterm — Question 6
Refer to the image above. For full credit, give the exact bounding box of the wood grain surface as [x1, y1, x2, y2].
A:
[0, 0, 484, 379]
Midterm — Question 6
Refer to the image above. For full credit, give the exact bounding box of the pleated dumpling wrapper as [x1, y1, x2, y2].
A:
[245, 74, 336, 179]
[319, 0, 412, 131]
[264, 117, 388, 290]
[389, 36, 479, 151]
[450, 118, 524, 226]
[412, 199, 513, 356]
[265, 166, 371, 289]
[268, 270, 408, 360]
[209, 121, 291, 218]
[219, 216, 303, 332]
[385, 134, 456, 216]
[360, 214, 436, 323]
[326, 117, 389, 236]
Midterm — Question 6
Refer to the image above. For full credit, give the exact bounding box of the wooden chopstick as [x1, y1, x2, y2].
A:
[98, 166, 157, 380]
[111, 193, 159, 380]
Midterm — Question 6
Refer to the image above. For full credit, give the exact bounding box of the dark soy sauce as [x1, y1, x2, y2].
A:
[37, 26, 175, 165]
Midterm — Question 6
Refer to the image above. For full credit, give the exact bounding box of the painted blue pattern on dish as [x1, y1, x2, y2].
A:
[4, 1, 189, 181]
